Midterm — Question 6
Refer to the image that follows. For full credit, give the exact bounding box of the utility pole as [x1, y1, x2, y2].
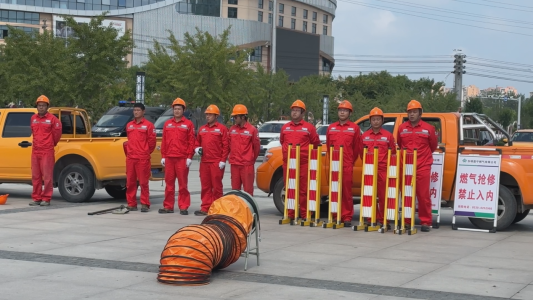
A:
[453, 53, 466, 107]
[517, 96, 521, 129]
[271, 0, 277, 73]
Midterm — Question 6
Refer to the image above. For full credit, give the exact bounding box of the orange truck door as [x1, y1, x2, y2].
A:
[0, 111, 34, 180]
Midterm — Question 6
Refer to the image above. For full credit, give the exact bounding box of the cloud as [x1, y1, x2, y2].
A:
[372, 10, 396, 33]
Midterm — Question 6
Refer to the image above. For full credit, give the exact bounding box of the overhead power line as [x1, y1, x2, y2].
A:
[447, 0, 533, 12]
[468, 62, 533, 73]
[338, 0, 533, 36]
[467, 72, 533, 83]
[469, 57, 533, 68]
[481, 0, 533, 8]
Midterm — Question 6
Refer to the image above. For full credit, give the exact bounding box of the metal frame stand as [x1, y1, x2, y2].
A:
[241, 213, 261, 271]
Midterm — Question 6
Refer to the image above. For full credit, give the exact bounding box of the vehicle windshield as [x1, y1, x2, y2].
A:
[155, 115, 173, 129]
[512, 131, 533, 142]
[258, 123, 284, 133]
[95, 114, 131, 127]
[317, 126, 328, 135]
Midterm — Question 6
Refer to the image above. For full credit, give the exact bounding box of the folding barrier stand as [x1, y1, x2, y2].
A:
[302, 145, 323, 227]
[353, 147, 380, 232]
[379, 148, 400, 233]
[323, 145, 344, 229]
[279, 144, 301, 225]
[241, 212, 260, 271]
[397, 149, 418, 235]
[431, 147, 446, 229]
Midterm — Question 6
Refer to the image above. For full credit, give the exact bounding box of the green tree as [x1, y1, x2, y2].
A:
[498, 107, 516, 128]
[464, 97, 484, 113]
[520, 96, 533, 129]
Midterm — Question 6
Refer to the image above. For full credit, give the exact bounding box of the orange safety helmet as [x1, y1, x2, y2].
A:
[338, 100, 353, 112]
[369, 107, 384, 118]
[231, 104, 248, 116]
[291, 99, 306, 111]
[406, 99, 423, 111]
[205, 104, 220, 115]
[36, 95, 50, 105]
[172, 98, 186, 109]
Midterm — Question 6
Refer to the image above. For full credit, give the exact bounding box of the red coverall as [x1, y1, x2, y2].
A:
[125, 118, 156, 208]
[326, 121, 362, 222]
[195, 122, 230, 212]
[361, 128, 396, 223]
[280, 120, 320, 219]
[30, 113, 62, 203]
[161, 117, 196, 211]
[228, 122, 260, 195]
[397, 120, 438, 226]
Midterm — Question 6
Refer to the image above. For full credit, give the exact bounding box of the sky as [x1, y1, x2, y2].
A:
[332, 0, 533, 95]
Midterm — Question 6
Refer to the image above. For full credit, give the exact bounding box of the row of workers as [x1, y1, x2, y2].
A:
[123, 98, 259, 215]
[282, 99, 438, 232]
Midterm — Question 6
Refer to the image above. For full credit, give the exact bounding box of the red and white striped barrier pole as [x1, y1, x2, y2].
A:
[379, 148, 400, 233]
[323, 145, 344, 229]
[279, 144, 301, 225]
[398, 148, 418, 235]
[353, 146, 380, 231]
[302, 144, 323, 227]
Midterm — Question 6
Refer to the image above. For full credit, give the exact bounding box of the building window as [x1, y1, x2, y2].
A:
[269, 0, 272, 11]
[312, 23, 316, 33]
[291, 6, 296, 16]
[268, 13, 272, 24]
[0, 10, 40, 25]
[228, 7, 238, 18]
[303, 9, 308, 19]
[312, 11, 317, 21]
[250, 46, 262, 62]
[291, 18, 295, 29]
[279, 3, 284, 13]
[323, 14, 328, 23]
[322, 58, 331, 72]
[258, 11, 263, 22]
[258, 0, 263, 8]
[278, 15, 283, 27]
[323, 25, 327, 35]
[228, 0, 237, 4]
[303, 21, 307, 32]
[175, 0, 222, 17]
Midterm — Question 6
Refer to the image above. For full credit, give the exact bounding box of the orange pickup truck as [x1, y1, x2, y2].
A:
[0, 107, 162, 203]
[256, 112, 533, 231]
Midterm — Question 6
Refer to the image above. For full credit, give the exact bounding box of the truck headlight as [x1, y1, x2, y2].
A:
[263, 151, 273, 163]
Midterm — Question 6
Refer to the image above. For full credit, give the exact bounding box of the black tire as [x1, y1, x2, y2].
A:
[469, 185, 516, 231]
[512, 209, 530, 224]
[58, 164, 96, 203]
[104, 185, 127, 199]
[273, 177, 285, 214]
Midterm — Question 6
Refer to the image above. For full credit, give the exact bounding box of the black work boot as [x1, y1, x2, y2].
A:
[141, 204, 149, 212]
[158, 208, 174, 214]
[194, 210, 207, 216]
[29, 200, 41, 206]
[126, 206, 138, 211]
[421, 224, 431, 232]
[180, 210, 188, 215]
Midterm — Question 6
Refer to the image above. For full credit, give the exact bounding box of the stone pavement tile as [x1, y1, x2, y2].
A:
[370, 295, 416, 300]
[32, 266, 155, 289]
[429, 228, 514, 240]
[0, 227, 49, 240]
[222, 258, 319, 277]
[283, 242, 381, 257]
[86, 237, 166, 253]
[298, 265, 422, 287]
[512, 284, 533, 300]
[402, 274, 526, 298]
[454, 255, 533, 271]
[429, 264, 532, 284]
[39, 244, 156, 261]
[474, 241, 533, 261]
[318, 233, 417, 249]
[67, 225, 162, 237]
[364, 248, 468, 264]
[0, 217, 26, 226]
[122, 251, 162, 265]
[0, 237, 72, 253]
[393, 241, 482, 255]
[336, 257, 444, 274]
[233, 282, 379, 300]
[500, 234, 534, 243]
[411, 234, 498, 248]
[260, 249, 357, 266]
[3, 220, 87, 232]
[0, 278, 114, 300]
[0, 259, 76, 280]
[83, 288, 207, 300]
[21, 231, 125, 245]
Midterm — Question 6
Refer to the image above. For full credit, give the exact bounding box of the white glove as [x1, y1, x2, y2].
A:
[186, 158, 192, 168]
[195, 147, 202, 155]
[161, 158, 165, 166]
[219, 162, 226, 169]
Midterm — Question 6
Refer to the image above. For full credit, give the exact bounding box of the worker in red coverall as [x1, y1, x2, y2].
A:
[29, 95, 62, 207]
[397, 100, 438, 232]
[326, 100, 362, 226]
[159, 98, 196, 215]
[228, 104, 260, 196]
[280, 100, 320, 220]
[194, 104, 230, 216]
[361, 107, 396, 228]
[125, 103, 156, 212]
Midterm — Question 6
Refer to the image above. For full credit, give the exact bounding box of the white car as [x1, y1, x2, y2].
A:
[317, 124, 329, 145]
[257, 120, 288, 155]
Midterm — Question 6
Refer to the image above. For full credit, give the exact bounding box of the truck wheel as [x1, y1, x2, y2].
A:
[58, 164, 96, 203]
[469, 185, 516, 231]
[273, 177, 285, 214]
[512, 209, 530, 224]
[104, 185, 127, 199]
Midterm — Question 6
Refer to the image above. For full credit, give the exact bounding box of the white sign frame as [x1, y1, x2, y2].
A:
[430, 152, 445, 228]
[452, 150, 501, 233]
